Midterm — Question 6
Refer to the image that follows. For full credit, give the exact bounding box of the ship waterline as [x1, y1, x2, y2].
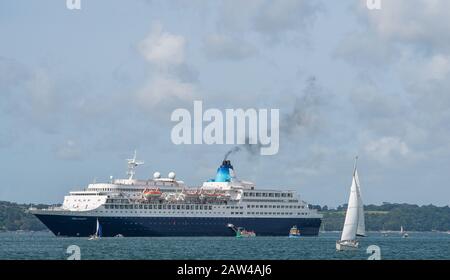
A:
[30, 153, 323, 237]
[34, 214, 322, 237]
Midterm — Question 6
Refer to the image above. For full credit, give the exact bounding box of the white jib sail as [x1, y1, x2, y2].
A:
[340, 174, 359, 241]
[96, 219, 100, 236]
[354, 169, 366, 237]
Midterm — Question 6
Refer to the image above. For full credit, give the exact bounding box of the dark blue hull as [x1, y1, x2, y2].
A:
[34, 214, 321, 237]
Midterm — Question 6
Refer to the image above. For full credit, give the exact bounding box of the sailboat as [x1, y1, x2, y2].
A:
[320, 222, 326, 234]
[336, 157, 366, 251]
[89, 218, 102, 240]
[401, 226, 408, 238]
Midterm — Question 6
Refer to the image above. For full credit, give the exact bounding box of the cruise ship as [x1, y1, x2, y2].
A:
[30, 153, 323, 237]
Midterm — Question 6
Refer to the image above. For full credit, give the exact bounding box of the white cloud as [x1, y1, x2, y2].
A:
[337, 0, 450, 166]
[138, 22, 186, 67]
[137, 75, 194, 108]
[253, 0, 321, 36]
[204, 34, 256, 60]
[136, 22, 196, 108]
[364, 137, 410, 163]
[55, 140, 82, 160]
[398, 52, 450, 113]
[361, 0, 450, 52]
[216, 0, 322, 43]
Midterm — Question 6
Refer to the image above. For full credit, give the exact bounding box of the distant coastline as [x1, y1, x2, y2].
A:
[1, 201, 449, 232]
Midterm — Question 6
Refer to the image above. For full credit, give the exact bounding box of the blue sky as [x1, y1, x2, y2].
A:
[1, 0, 450, 207]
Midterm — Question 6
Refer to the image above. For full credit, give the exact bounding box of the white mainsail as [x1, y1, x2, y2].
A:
[340, 174, 359, 241]
[340, 159, 365, 242]
[354, 169, 366, 237]
[95, 218, 102, 237]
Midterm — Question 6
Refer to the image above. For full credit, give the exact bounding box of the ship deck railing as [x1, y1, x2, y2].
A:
[29, 205, 65, 212]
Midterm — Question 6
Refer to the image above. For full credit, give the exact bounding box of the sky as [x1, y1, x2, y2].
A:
[1, 0, 450, 207]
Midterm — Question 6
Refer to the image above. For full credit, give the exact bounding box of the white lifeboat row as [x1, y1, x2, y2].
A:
[142, 188, 232, 201]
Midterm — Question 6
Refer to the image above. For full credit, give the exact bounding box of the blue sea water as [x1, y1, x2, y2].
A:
[0, 231, 449, 260]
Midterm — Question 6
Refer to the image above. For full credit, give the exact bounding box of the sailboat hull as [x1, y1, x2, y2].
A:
[336, 240, 359, 251]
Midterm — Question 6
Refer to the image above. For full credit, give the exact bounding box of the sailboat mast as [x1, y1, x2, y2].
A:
[353, 156, 358, 176]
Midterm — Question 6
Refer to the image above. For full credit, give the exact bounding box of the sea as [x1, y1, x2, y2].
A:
[0, 231, 449, 260]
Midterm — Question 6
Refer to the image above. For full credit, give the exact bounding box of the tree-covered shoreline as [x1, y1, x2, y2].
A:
[1, 200, 449, 232]
[311, 203, 450, 232]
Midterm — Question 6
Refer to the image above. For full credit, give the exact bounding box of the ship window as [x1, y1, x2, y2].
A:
[181, 205, 185, 210]
[209, 206, 212, 210]
[262, 193, 267, 197]
[256, 193, 261, 197]
[269, 193, 274, 197]
[195, 205, 199, 210]
[177, 205, 180, 210]
[158, 205, 162, 209]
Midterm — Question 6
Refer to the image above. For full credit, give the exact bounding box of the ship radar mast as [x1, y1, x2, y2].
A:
[126, 150, 144, 180]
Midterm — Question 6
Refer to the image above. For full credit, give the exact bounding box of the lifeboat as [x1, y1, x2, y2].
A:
[143, 188, 162, 199]
[183, 189, 201, 198]
[200, 190, 229, 200]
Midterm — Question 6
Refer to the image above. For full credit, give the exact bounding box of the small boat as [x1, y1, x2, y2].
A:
[289, 225, 301, 238]
[236, 228, 256, 238]
[319, 222, 326, 234]
[89, 218, 102, 240]
[336, 157, 366, 251]
[227, 224, 256, 238]
[400, 226, 408, 238]
[114, 234, 124, 238]
[381, 226, 389, 237]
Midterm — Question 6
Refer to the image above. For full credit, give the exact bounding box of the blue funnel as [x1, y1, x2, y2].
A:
[213, 160, 234, 182]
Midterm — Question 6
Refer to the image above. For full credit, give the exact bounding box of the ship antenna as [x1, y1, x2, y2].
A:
[127, 150, 144, 180]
